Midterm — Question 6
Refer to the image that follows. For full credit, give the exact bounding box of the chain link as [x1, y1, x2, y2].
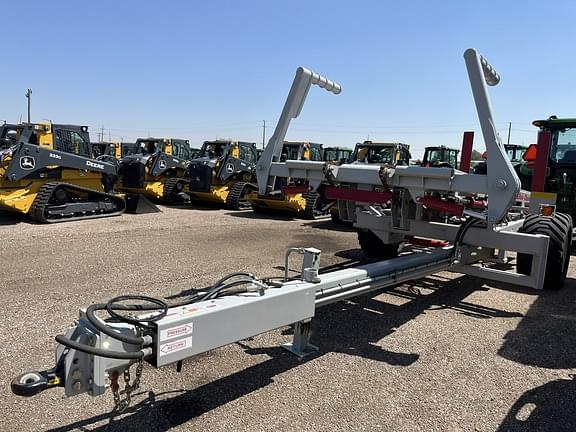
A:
[111, 359, 144, 413]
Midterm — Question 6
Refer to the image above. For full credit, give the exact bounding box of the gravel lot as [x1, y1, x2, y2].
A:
[1, 206, 575, 432]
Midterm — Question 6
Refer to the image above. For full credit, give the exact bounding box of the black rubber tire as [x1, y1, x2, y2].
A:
[517, 212, 573, 290]
[357, 229, 402, 259]
[331, 209, 342, 224]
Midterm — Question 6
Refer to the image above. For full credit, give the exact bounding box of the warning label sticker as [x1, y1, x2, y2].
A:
[161, 323, 193, 341]
[159, 336, 192, 356]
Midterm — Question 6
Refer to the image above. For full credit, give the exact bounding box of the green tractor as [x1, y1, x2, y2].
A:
[517, 116, 576, 218]
[421, 145, 459, 168]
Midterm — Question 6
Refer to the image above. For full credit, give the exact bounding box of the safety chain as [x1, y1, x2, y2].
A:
[111, 359, 144, 413]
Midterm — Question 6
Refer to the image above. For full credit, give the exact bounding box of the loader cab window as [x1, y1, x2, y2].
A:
[282, 145, 300, 160]
[55, 129, 91, 157]
[239, 143, 257, 163]
[553, 128, 576, 163]
[0, 128, 18, 149]
[201, 142, 226, 158]
[366, 146, 393, 163]
[137, 140, 162, 156]
[172, 141, 192, 160]
[505, 146, 525, 163]
[309, 145, 323, 161]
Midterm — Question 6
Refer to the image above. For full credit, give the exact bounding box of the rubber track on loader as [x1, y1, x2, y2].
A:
[162, 178, 186, 204]
[303, 191, 320, 220]
[226, 182, 251, 210]
[29, 182, 126, 223]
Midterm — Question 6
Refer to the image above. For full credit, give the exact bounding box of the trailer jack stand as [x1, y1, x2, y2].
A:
[282, 320, 318, 358]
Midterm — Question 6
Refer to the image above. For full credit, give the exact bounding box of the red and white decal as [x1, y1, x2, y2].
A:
[160, 323, 193, 341]
[159, 336, 192, 356]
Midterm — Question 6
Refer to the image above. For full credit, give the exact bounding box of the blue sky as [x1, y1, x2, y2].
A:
[1, 1, 575, 157]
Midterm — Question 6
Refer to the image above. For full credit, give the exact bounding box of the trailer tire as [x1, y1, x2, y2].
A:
[357, 229, 402, 259]
[517, 213, 572, 290]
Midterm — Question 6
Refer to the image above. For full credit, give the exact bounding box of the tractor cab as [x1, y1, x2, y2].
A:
[422, 146, 459, 168]
[505, 144, 527, 163]
[351, 141, 411, 165]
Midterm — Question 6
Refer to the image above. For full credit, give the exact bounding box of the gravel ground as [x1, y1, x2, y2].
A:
[0, 205, 575, 432]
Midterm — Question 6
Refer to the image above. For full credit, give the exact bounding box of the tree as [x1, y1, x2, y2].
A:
[471, 149, 484, 160]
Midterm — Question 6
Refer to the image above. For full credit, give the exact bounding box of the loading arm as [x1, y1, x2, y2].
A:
[256, 67, 341, 194]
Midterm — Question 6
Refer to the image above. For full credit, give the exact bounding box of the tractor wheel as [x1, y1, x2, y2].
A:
[517, 212, 573, 290]
[357, 229, 402, 259]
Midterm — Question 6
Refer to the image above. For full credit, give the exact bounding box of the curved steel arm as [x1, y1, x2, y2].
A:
[256, 67, 341, 194]
[464, 48, 519, 223]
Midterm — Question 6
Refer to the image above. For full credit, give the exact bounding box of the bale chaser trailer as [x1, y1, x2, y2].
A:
[11, 50, 572, 415]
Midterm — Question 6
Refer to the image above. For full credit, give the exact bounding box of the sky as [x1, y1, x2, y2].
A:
[1, 1, 575, 158]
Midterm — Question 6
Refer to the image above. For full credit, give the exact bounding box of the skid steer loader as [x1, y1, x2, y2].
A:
[118, 137, 193, 205]
[0, 122, 126, 223]
[247, 141, 331, 219]
[187, 139, 258, 209]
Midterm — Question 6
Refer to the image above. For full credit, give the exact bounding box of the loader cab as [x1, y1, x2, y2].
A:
[422, 146, 459, 168]
[351, 141, 411, 165]
[280, 142, 324, 162]
[199, 140, 258, 164]
[30, 123, 92, 158]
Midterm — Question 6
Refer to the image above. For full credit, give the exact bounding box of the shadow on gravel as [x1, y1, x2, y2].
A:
[497, 278, 576, 431]
[225, 209, 297, 221]
[498, 277, 576, 369]
[302, 219, 356, 232]
[497, 376, 576, 432]
[47, 273, 519, 432]
[0, 213, 25, 225]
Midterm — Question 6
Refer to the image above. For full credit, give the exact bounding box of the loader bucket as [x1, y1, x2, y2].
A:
[124, 194, 161, 214]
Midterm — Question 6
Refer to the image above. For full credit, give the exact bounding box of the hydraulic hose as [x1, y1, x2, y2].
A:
[55, 335, 145, 360]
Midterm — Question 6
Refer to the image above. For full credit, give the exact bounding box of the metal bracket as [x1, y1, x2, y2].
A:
[282, 320, 318, 358]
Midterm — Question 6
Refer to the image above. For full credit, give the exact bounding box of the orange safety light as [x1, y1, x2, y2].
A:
[523, 144, 538, 168]
[539, 204, 555, 217]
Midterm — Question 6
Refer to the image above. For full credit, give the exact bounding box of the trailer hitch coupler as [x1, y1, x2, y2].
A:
[11, 368, 62, 397]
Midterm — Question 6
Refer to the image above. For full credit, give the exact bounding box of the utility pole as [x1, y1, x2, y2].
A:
[25, 89, 32, 123]
[507, 122, 512, 144]
[101, 125, 105, 143]
[262, 120, 266, 149]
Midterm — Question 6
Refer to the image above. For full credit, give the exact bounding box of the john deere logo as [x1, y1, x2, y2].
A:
[159, 160, 167, 169]
[20, 156, 35, 170]
[225, 163, 234, 174]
